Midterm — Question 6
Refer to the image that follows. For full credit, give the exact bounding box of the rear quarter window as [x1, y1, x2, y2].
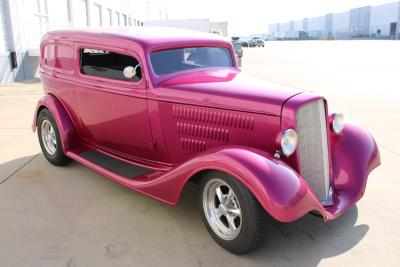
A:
[43, 43, 73, 71]
[56, 45, 73, 70]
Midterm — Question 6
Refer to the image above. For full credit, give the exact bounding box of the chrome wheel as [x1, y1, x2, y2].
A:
[203, 178, 242, 240]
[41, 119, 57, 155]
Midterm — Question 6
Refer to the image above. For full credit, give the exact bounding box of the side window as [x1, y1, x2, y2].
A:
[43, 43, 73, 71]
[43, 44, 56, 68]
[55, 44, 73, 70]
[80, 48, 142, 82]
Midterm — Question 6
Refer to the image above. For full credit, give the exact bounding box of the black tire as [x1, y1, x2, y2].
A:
[37, 108, 72, 166]
[198, 171, 272, 254]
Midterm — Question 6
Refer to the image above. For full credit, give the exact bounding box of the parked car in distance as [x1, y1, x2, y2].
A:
[240, 37, 250, 47]
[33, 28, 380, 254]
[231, 36, 249, 47]
[250, 36, 265, 47]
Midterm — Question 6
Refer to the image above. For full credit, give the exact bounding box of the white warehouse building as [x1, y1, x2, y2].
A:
[269, 1, 400, 40]
[0, 0, 165, 84]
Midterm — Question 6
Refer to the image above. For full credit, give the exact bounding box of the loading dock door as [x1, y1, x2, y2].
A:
[390, 22, 397, 39]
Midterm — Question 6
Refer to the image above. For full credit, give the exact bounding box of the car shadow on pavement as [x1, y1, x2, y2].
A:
[250, 207, 367, 266]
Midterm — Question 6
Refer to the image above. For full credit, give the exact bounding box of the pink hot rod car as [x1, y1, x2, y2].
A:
[33, 28, 380, 254]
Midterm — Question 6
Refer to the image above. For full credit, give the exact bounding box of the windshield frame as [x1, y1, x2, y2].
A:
[146, 43, 238, 86]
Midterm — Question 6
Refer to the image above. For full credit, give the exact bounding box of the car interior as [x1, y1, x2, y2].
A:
[80, 49, 142, 82]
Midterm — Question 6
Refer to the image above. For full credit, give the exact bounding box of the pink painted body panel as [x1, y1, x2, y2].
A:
[33, 29, 380, 223]
[153, 69, 302, 116]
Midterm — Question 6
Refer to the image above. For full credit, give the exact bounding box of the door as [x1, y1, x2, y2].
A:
[74, 45, 153, 160]
[390, 22, 397, 39]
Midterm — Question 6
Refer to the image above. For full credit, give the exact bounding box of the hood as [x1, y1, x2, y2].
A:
[156, 69, 303, 116]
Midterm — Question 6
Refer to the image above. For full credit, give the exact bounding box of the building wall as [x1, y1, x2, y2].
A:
[293, 20, 303, 31]
[268, 1, 400, 40]
[209, 21, 228, 37]
[349, 6, 371, 37]
[332, 11, 350, 39]
[0, 0, 11, 83]
[0, 0, 28, 84]
[280, 22, 291, 32]
[0, 0, 9, 52]
[325, 13, 333, 37]
[268, 24, 277, 34]
[332, 12, 350, 32]
[307, 15, 325, 38]
[370, 2, 399, 36]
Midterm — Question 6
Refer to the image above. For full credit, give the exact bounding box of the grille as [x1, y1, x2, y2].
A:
[296, 99, 330, 202]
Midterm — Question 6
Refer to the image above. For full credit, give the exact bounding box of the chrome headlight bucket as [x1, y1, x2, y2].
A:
[280, 129, 298, 157]
[331, 113, 345, 135]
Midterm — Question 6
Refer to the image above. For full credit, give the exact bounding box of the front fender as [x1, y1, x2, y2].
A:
[142, 122, 379, 223]
[137, 146, 321, 222]
[32, 94, 78, 152]
[325, 121, 380, 217]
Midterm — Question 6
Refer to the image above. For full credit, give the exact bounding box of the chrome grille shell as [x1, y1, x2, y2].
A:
[296, 99, 330, 202]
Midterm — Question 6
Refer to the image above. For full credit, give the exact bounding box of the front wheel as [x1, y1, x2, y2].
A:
[198, 171, 272, 254]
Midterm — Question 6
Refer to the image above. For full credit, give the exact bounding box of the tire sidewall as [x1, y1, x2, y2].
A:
[198, 171, 267, 254]
[37, 109, 65, 164]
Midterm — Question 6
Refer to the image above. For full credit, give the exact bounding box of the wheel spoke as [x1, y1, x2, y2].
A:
[214, 208, 221, 218]
[227, 207, 241, 217]
[215, 187, 224, 204]
[225, 189, 235, 204]
[226, 215, 237, 230]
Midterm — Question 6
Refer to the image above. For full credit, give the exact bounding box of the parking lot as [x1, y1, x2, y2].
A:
[0, 41, 399, 267]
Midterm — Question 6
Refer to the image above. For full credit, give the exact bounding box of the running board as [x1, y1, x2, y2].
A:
[65, 148, 176, 205]
[79, 150, 152, 179]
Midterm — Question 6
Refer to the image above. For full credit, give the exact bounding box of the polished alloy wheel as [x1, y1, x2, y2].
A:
[41, 119, 57, 155]
[203, 178, 242, 240]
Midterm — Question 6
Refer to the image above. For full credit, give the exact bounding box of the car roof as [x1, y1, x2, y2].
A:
[44, 27, 230, 50]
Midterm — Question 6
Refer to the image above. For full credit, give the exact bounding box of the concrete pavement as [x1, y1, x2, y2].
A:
[0, 41, 399, 267]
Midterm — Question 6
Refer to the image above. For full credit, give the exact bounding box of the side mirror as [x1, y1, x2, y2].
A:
[123, 64, 141, 79]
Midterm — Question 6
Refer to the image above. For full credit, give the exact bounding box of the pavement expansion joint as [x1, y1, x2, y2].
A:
[0, 153, 40, 186]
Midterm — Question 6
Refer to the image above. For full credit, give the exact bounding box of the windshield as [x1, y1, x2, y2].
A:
[150, 47, 234, 76]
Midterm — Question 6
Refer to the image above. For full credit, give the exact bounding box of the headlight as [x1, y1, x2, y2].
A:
[280, 129, 298, 157]
[331, 113, 345, 134]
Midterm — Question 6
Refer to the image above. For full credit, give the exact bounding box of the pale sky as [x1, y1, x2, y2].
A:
[162, 0, 397, 35]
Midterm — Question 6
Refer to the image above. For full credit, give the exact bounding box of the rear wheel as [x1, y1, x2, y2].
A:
[37, 108, 71, 166]
[198, 171, 272, 254]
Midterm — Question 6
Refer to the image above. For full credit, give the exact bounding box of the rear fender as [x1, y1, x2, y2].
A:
[32, 94, 78, 152]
